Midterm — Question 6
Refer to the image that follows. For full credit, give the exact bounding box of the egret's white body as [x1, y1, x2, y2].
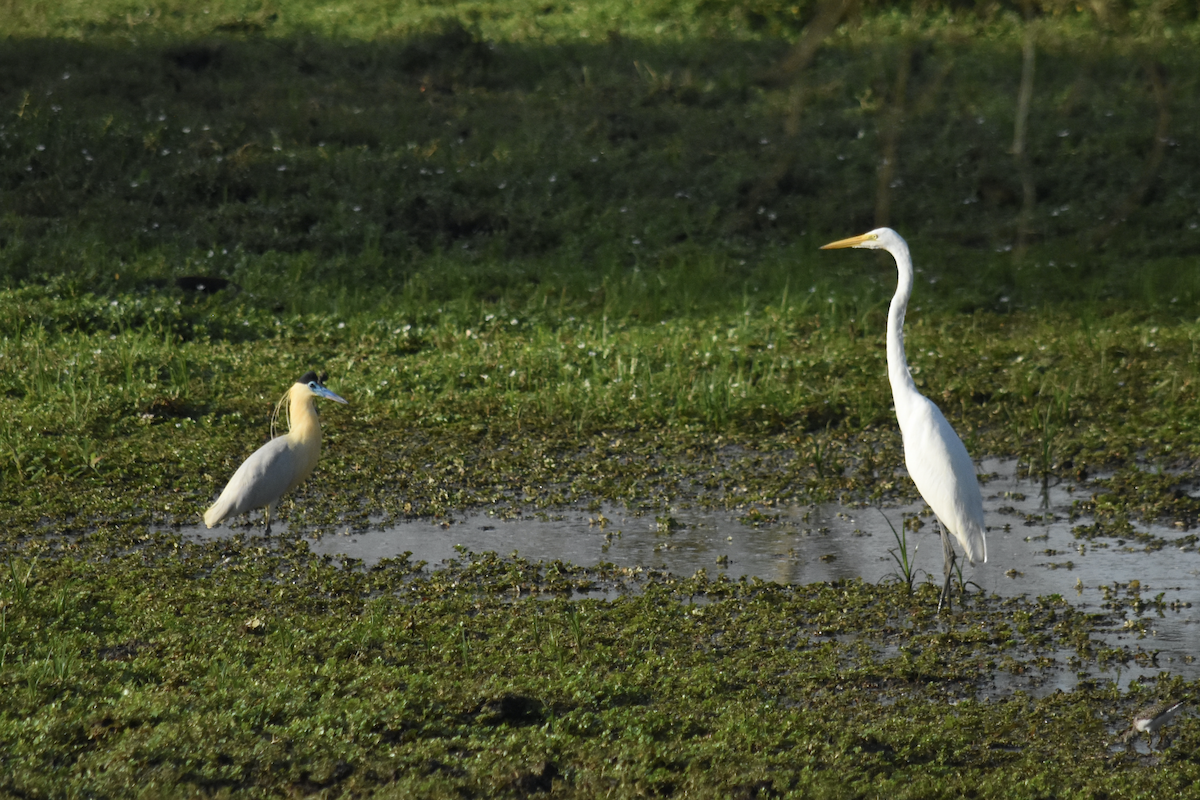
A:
[821, 228, 986, 609]
[204, 372, 347, 533]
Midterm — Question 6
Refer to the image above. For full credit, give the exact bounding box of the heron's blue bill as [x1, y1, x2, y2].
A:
[312, 384, 348, 404]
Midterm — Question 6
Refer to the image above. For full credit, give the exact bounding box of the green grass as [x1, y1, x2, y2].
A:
[5, 287, 1200, 530]
[3, 1, 1200, 314]
[5, 0, 1200, 796]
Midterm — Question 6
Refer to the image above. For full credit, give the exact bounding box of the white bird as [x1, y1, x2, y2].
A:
[204, 371, 347, 534]
[821, 228, 987, 611]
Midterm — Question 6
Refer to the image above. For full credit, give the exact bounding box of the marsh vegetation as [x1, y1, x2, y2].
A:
[3, 0, 1200, 795]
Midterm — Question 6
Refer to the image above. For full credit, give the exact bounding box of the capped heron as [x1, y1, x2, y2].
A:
[821, 228, 987, 611]
[203, 371, 348, 534]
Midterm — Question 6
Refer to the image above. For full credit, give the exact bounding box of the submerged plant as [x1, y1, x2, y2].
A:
[880, 509, 919, 594]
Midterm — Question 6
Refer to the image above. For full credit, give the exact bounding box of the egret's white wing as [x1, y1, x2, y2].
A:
[899, 396, 987, 564]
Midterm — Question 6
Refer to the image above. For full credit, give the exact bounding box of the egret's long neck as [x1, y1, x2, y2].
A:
[885, 240, 920, 413]
[285, 385, 322, 450]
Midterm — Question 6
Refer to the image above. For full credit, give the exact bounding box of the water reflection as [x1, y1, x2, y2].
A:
[181, 458, 1200, 681]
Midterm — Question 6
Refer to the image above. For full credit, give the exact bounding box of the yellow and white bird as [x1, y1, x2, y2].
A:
[821, 228, 987, 611]
[204, 371, 347, 533]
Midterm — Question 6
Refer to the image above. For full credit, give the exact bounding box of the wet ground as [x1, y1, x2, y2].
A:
[182, 458, 1200, 687]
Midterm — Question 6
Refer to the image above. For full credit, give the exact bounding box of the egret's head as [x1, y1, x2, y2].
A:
[819, 227, 903, 251]
[296, 371, 348, 404]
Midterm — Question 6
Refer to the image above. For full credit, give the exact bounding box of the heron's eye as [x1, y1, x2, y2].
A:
[309, 381, 319, 390]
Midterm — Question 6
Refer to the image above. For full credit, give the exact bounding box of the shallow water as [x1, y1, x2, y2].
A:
[182, 458, 1200, 685]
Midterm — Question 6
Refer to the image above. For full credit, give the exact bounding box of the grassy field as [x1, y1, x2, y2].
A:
[4, 0, 1200, 796]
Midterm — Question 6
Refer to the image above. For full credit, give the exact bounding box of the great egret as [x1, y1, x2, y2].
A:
[820, 228, 987, 611]
[203, 371, 348, 534]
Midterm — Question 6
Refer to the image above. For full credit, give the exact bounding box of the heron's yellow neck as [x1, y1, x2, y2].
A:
[285, 383, 322, 447]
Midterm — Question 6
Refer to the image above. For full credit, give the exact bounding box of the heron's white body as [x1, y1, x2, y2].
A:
[204, 378, 343, 530]
[821, 228, 987, 585]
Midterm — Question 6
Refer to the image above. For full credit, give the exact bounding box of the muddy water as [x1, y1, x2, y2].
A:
[183, 458, 1200, 683]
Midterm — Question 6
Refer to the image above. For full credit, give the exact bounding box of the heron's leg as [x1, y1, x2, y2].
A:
[937, 520, 957, 613]
[264, 504, 274, 535]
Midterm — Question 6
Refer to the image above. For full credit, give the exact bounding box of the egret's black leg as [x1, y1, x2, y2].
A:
[937, 520, 957, 613]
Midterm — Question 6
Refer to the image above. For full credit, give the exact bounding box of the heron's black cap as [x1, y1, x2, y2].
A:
[298, 371, 325, 386]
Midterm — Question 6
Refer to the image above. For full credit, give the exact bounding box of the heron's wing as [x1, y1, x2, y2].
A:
[899, 396, 987, 563]
[204, 436, 300, 525]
